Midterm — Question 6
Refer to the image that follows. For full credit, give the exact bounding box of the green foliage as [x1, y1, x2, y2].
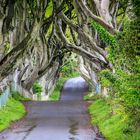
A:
[93, 5, 140, 131]
[84, 92, 94, 100]
[84, 92, 103, 101]
[45, 1, 53, 18]
[48, 90, 60, 101]
[48, 77, 68, 101]
[32, 82, 43, 94]
[49, 73, 80, 101]
[0, 98, 26, 132]
[98, 69, 116, 87]
[49, 57, 79, 101]
[11, 91, 31, 101]
[90, 21, 119, 64]
[90, 21, 117, 47]
[108, 17, 140, 127]
[132, 0, 140, 16]
[108, 18, 140, 69]
[4, 42, 11, 54]
[91, 4, 140, 134]
[88, 97, 140, 140]
[61, 58, 79, 78]
[98, 69, 140, 127]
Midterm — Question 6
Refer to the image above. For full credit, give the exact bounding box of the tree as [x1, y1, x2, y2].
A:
[0, 0, 134, 96]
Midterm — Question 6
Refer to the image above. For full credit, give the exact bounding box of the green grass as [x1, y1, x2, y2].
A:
[48, 77, 69, 101]
[48, 89, 60, 101]
[84, 92, 96, 100]
[0, 98, 26, 132]
[11, 91, 31, 101]
[86, 94, 140, 140]
[48, 60, 80, 101]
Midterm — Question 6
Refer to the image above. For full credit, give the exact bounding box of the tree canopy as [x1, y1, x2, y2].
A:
[0, 0, 139, 131]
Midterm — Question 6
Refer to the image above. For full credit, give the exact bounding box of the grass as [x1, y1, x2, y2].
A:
[11, 91, 31, 101]
[48, 72, 80, 101]
[84, 92, 96, 100]
[85, 93, 140, 140]
[0, 98, 26, 132]
[48, 77, 69, 101]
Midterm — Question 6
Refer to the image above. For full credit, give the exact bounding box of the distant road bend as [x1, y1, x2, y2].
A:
[0, 77, 104, 140]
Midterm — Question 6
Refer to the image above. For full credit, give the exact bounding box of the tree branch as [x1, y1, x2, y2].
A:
[75, 0, 118, 34]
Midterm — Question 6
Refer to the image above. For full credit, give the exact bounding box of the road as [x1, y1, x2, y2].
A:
[0, 77, 104, 140]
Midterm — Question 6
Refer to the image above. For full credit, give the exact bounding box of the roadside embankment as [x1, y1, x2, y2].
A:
[0, 98, 26, 132]
[84, 94, 140, 140]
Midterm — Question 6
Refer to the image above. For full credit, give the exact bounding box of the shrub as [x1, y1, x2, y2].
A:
[32, 82, 43, 94]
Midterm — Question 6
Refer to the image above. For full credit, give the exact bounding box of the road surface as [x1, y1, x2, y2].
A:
[0, 77, 104, 140]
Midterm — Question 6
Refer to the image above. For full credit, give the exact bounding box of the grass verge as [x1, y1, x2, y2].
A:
[48, 77, 69, 101]
[48, 72, 80, 101]
[11, 91, 31, 101]
[0, 98, 26, 132]
[85, 93, 140, 140]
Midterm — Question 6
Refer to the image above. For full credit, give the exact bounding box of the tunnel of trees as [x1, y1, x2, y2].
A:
[0, 0, 139, 135]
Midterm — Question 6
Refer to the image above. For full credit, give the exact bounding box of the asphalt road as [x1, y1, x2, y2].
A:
[0, 77, 104, 140]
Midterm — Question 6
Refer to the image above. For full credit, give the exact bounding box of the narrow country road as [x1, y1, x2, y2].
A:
[0, 77, 104, 140]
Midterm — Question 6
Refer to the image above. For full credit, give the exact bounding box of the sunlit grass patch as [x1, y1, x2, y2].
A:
[48, 89, 60, 101]
[48, 77, 68, 101]
[88, 97, 140, 140]
[84, 92, 94, 100]
[0, 98, 26, 132]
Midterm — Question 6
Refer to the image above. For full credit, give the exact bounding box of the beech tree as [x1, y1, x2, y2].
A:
[0, 0, 130, 93]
